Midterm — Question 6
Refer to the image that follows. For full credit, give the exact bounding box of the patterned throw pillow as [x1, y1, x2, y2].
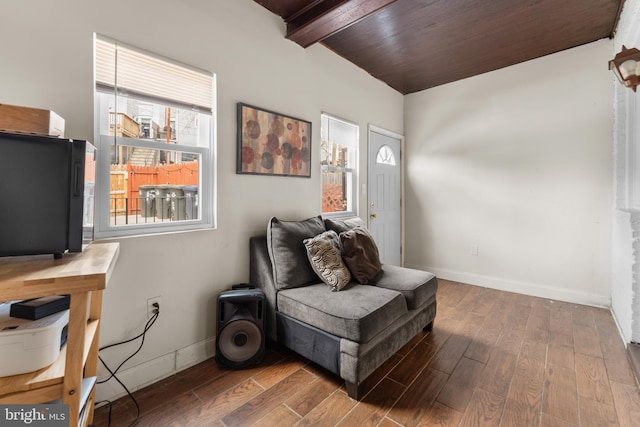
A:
[303, 230, 351, 292]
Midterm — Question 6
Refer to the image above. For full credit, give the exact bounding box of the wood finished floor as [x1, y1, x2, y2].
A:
[93, 279, 640, 427]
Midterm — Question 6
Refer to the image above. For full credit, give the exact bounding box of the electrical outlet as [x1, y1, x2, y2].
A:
[470, 245, 479, 256]
[147, 296, 161, 318]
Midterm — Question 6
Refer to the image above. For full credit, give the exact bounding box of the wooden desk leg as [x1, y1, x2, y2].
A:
[63, 292, 88, 427]
[84, 290, 103, 424]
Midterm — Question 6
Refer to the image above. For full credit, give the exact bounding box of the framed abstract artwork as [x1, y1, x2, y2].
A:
[237, 103, 312, 177]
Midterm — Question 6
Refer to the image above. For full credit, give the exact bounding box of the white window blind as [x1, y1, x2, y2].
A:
[93, 35, 215, 238]
[95, 38, 212, 112]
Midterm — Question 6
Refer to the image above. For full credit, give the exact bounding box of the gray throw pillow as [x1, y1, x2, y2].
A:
[267, 215, 326, 289]
[303, 230, 351, 292]
[324, 216, 367, 234]
[339, 225, 382, 284]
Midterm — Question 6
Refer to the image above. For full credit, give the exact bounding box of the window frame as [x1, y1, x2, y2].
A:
[93, 34, 216, 238]
[320, 113, 359, 218]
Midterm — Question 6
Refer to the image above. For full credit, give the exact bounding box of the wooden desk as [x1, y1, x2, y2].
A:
[0, 242, 119, 427]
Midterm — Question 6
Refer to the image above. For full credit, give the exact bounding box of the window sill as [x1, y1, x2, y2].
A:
[94, 221, 214, 240]
[321, 211, 358, 219]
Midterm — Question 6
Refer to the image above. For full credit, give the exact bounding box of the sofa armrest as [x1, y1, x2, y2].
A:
[250, 236, 278, 341]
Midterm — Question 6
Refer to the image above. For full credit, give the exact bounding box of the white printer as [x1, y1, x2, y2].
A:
[0, 302, 69, 377]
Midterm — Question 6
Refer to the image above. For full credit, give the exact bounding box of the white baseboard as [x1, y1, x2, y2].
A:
[95, 337, 216, 404]
[610, 306, 632, 345]
[176, 337, 216, 371]
[407, 264, 611, 308]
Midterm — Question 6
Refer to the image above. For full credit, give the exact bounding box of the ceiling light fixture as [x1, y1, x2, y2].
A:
[609, 45, 640, 92]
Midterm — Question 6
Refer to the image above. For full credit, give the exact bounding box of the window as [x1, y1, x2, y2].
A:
[376, 145, 397, 166]
[93, 35, 215, 237]
[321, 114, 358, 215]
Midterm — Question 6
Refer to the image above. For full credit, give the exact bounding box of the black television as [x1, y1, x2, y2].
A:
[0, 131, 95, 258]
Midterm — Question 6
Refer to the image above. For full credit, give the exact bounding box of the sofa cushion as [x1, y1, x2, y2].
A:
[372, 265, 438, 310]
[303, 230, 351, 292]
[340, 226, 383, 284]
[324, 216, 367, 234]
[277, 283, 408, 343]
[267, 215, 326, 290]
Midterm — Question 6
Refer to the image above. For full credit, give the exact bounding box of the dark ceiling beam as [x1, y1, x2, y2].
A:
[286, 0, 400, 48]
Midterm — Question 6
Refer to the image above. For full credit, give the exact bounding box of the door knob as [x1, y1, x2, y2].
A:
[370, 213, 377, 219]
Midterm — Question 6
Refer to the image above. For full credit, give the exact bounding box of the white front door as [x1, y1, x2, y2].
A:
[368, 126, 402, 265]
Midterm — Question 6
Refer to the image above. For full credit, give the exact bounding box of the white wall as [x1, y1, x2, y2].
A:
[611, 0, 640, 343]
[404, 40, 614, 307]
[0, 0, 403, 401]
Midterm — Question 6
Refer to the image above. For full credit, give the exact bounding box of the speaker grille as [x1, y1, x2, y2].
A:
[218, 317, 262, 363]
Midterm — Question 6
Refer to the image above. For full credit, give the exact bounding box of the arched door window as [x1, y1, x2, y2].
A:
[376, 145, 396, 166]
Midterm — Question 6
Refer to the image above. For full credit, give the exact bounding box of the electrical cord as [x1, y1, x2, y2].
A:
[97, 311, 159, 383]
[95, 304, 160, 427]
[96, 358, 140, 427]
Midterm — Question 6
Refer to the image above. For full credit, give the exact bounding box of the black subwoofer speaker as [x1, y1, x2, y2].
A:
[216, 287, 265, 369]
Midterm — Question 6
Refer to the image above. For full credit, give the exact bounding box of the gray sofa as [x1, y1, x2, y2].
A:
[249, 215, 438, 399]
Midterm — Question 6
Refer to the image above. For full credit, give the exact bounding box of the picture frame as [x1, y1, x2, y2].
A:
[237, 102, 312, 177]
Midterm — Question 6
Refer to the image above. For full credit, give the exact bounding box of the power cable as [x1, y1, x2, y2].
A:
[95, 304, 160, 427]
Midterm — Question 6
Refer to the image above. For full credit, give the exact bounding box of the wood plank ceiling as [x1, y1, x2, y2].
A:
[253, 0, 626, 94]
